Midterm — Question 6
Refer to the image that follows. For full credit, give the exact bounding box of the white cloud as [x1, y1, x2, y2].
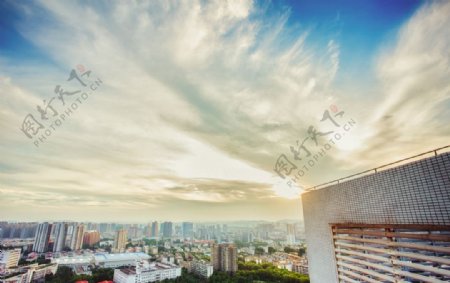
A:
[1, 0, 448, 221]
[342, 1, 450, 168]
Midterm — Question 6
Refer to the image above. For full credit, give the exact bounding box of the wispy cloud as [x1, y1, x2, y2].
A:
[0, 0, 448, 221]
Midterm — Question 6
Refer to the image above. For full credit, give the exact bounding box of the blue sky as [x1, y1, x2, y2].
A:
[0, 0, 449, 222]
[284, 0, 422, 85]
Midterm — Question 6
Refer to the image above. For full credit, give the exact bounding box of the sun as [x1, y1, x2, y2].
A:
[271, 177, 304, 199]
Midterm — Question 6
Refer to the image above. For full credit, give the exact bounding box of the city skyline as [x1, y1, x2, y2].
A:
[1, 0, 450, 222]
[0, 219, 303, 224]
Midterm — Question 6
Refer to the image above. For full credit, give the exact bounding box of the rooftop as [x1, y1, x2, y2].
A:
[305, 145, 450, 192]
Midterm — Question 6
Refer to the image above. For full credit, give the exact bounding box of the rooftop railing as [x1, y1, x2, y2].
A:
[305, 145, 450, 192]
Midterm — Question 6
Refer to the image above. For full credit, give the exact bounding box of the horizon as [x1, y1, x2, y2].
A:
[0, 219, 303, 224]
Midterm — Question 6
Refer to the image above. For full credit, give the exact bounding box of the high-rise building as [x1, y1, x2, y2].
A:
[113, 229, 128, 253]
[161, 222, 173, 238]
[222, 224, 228, 234]
[33, 222, 52, 253]
[151, 221, 159, 238]
[0, 223, 37, 239]
[52, 222, 67, 252]
[128, 224, 138, 239]
[286, 224, 295, 245]
[99, 223, 108, 233]
[182, 222, 194, 239]
[211, 243, 237, 273]
[70, 224, 85, 251]
[144, 223, 151, 238]
[83, 230, 100, 247]
[241, 231, 253, 243]
[302, 149, 450, 283]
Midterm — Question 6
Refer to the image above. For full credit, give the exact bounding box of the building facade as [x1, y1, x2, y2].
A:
[70, 224, 85, 251]
[52, 222, 67, 252]
[182, 222, 194, 239]
[113, 229, 128, 253]
[32, 223, 52, 253]
[113, 261, 181, 283]
[191, 260, 213, 278]
[0, 263, 58, 283]
[83, 230, 100, 247]
[286, 224, 296, 245]
[302, 151, 450, 283]
[0, 249, 20, 272]
[161, 222, 173, 238]
[51, 252, 150, 269]
[211, 244, 237, 273]
[150, 222, 159, 238]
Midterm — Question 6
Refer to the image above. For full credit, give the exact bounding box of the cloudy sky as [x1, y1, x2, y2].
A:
[0, 0, 449, 222]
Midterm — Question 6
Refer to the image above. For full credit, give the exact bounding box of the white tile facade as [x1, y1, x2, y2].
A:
[302, 152, 450, 283]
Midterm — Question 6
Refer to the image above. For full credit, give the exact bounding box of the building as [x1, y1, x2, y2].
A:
[182, 222, 194, 239]
[128, 225, 139, 239]
[150, 222, 159, 238]
[241, 231, 253, 243]
[95, 253, 150, 268]
[113, 229, 128, 253]
[0, 249, 20, 271]
[292, 261, 308, 275]
[0, 263, 58, 283]
[302, 149, 450, 283]
[0, 223, 37, 240]
[52, 252, 150, 269]
[52, 222, 67, 252]
[70, 224, 85, 251]
[211, 243, 237, 273]
[33, 222, 52, 253]
[0, 272, 28, 283]
[286, 224, 295, 245]
[113, 261, 181, 283]
[161, 222, 172, 238]
[191, 260, 213, 278]
[83, 230, 100, 247]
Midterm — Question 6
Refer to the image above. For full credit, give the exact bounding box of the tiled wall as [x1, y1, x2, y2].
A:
[301, 152, 450, 283]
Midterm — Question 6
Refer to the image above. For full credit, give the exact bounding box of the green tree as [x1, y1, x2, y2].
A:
[255, 247, 265, 255]
[48, 266, 74, 283]
[298, 247, 306, 256]
[284, 246, 297, 253]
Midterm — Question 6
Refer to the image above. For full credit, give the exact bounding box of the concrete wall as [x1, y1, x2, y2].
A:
[301, 152, 450, 283]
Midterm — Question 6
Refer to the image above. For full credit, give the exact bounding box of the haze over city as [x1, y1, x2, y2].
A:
[1, 0, 449, 223]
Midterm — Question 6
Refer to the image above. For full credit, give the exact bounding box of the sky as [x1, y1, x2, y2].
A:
[0, 0, 449, 222]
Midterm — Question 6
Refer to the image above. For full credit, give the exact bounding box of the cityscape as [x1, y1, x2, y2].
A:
[1, 220, 309, 282]
[1, 0, 450, 283]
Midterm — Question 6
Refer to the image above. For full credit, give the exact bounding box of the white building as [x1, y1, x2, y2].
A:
[113, 261, 181, 283]
[191, 260, 213, 278]
[302, 150, 450, 283]
[95, 252, 150, 268]
[51, 252, 150, 269]
[33, 223, 51, 253]
[52, 222, 67, 252]
[69, 224, 85, 251]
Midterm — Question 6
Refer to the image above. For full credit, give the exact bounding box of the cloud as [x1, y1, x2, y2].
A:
[0, 0, 448, 221]
[340, 1, 450, 168]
